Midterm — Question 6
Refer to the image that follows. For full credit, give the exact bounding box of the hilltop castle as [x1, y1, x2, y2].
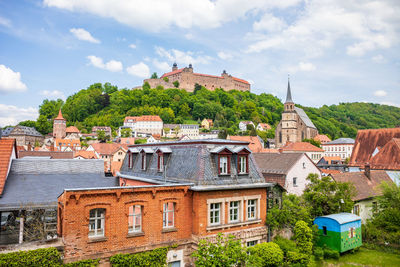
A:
[144, 63, 250, 92]
[275, 80, 318, 147]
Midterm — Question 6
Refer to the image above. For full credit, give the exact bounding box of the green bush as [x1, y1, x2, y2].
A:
[109, 247, 168, 267]
[0, 247, 62, 266]
[323, 247, 340, 259]
[64, 259, 100, 267]
[274, 236, 298, 256]
[247, 242, 284, 267]
[286, 250, 309, 266]
[313, 247, 324, 261]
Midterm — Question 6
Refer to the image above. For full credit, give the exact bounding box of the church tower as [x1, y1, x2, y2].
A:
[53, 109, 66, 139]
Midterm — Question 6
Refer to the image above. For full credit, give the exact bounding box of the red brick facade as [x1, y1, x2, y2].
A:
[58, 185, 267, 264]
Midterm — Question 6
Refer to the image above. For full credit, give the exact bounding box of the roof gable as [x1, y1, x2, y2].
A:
[253, 153, 305, 175]
[0, 139, 16, 195]
[369, 138, 400, 170]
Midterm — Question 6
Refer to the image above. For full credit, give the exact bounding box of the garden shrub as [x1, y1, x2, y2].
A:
[247, 242, 284, 267]
[293, 220, 313, 255]
[285, 251, 309, 266]
[109, 247, 168, 267]
[0, 247, 62, 267]
[64, 259, 100, 267]
[274, 236, 298, 256]
[313, 247, 324, 261]
[323, 247, 340, 259]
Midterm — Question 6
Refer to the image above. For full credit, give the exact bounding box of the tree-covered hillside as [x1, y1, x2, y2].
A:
[19, 82, 400, 139]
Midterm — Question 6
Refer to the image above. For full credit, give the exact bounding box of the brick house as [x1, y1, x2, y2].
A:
[57, 139, 280, 264]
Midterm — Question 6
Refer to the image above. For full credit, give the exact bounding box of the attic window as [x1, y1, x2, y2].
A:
[128, 152, 132, 168]
[219, 156, 229, 175]
[158, 153, 164, 172]
[141, 152, 146, 170]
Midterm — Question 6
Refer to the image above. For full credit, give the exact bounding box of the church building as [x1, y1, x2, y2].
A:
[275, 80, 318, 148]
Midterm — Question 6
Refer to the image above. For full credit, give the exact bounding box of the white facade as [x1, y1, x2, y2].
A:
[322, 143, 354, 160]
[284, 154, 322, 195]
[163, 124, 199, 138]
[283, 150, 324, 164]
[239, 121, 255, 132]
[147, 136, 160, 143]
[352, 199, 375, 223]
[123, 117, 163, 136]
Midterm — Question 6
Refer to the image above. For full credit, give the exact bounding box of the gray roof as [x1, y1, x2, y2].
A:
[253, 153, 304, 174]
[294, 107, 316, 129]
[315, 213, 361, 224]
[8, 125, 43, 137]
[1, 127, 14, 137]
[120, 141, 265, 186]
[0, 159, 118, 210]
[325, 138, 355, 145]
[285, 79, 293, 103]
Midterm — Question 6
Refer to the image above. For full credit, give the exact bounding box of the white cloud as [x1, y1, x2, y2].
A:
[39, 90, 65, 100]
[155, 46, 212, 65]
[0, 104, 38, 127]
[380, 101, 399, 107]
[70, 28, 100, 43]
[87, 55, 123, 72]
[44, 0, 301, 32]
[153, 59, 171, 72]
[0, 16, 11, 27]
[0, 65, 27, 93]
[372, 54, 386, 63]
[129, 44, 137, 49]
[185, 33, 194, 40]
[374, 90, 387, 97]
[286, 62, 316, 73]
[253, 13, 287, 32]
[217, 51, 233, 60]
[126, 62, 150, 78]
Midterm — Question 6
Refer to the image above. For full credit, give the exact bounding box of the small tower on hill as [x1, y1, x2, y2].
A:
[172, 62, 178, 71]
[53, 109, 66, 139]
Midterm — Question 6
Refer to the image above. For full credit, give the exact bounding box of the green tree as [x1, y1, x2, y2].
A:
[35, 115, 52, 134]
[163, 77, 169, 82]
[173, 80, 179, 88]
[303, 174, 356, 218]
[192, 234, 247, 267]
[151, 72, 158, 79]
[247, 242, 284, 267]
[293, 220, 313, 256]
[39, 99, 64, 119]
[121, 128, 132, 138]
[97, 130, 107, 142]
[19, 120, 37, 128]
[302, 138, 321, 148]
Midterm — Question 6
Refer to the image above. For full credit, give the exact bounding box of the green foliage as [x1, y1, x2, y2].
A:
[313, 246, 324, 261]
[266, 194, 311, 231]
[64, 259, 100, 267]
[0, 247, 62, 266]
[173, 80, 179, 88]
[303, 174, 356, 218]
[135, 138, 147, 144]
[19, 120, 37, 128]
[109, 247, 168, 267]
[247, 242, 284, 267]
[121, 128, 132, 138]
[193, 234, 247, 267]
[363, 183, 400, 246]
[302, 138, 321, 148]
[163, 77, 169, 82]
[323, 246, 340, 259]
[293, 221, 313, 257]
[97, 130, 108, 142]
[151, 72, 158, 79]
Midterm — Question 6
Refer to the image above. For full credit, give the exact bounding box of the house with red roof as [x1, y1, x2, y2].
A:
[122, 115, 163, 136]
[281, 142, 324, 163]
[144, 63, 250, 92]
[314, 134, 331, 144]
[256, 123, 271, 131]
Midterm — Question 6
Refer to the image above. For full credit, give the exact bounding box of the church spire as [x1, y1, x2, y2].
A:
[285, 75, 293, 103]
[55, 109, 65, 120]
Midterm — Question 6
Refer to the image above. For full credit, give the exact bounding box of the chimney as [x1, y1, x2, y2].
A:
[364, 163, 371, 180]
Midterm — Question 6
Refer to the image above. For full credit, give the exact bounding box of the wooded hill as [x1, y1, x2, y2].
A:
[19, 82, 400, 139]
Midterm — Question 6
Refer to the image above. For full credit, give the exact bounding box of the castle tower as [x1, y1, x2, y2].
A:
[172, 62, 177, 71]
[53, 109, 66, 139]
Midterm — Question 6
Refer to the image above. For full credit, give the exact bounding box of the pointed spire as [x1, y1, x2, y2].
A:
[285, 75, 293, 103]
[55, 109, 65, 120]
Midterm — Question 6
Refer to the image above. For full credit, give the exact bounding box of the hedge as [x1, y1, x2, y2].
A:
[0, 248, 100, 267]
[109, 247, 169, 267]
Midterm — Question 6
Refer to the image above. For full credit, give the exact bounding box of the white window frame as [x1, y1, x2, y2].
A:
[246, 240, 258, 247]
[219, 156, 228, 174]
[128, 205, 142, 233]
[141, 153, 146, 170]
[238, 156, 247, 174]
[247, 199, 257, 220]
[163, 202, 175, 228]
[209, 202, 221, 225]
[158, 154, 164, 172]
[229, 201, 240, 223]
[293, 177, 297, 187]
[89, 208, 105, 238]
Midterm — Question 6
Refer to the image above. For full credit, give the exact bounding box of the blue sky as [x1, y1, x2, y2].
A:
[0, 0, 399, 126]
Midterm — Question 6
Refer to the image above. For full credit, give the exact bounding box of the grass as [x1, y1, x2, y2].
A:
[319, 247, 400, 267]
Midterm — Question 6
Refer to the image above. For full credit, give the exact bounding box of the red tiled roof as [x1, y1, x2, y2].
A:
[320, 169, 341, 174]
[0, 139, 16, 195]
[160, 68, 183, 78]
[16, 146, 25, 152]
[314, 134, 331, 143]
[331, 170, 393, 201]
[54, 109, 65, 120]
[258, 123, 271, 130]
[152, 134, 161, 140]
[66, 126, 80, 133]
[228, 136, 266, 153]
[111, 161, 123, 176]
[369, 138, 400, 170]
[282, 142, 324, 152]
[74, 150, 98, 159]
[321, 156, 342, 164]
[233, 77, 250, 85]
[349, 128, 400, 167]
[124, 115, 162, 123]
[91, 143, 121, 155]
[120, 137, 135, 145]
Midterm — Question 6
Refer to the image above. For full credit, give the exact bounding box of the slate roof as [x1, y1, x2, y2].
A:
[349, 128, 400, 167]
[294, 107, 316, 129]
[0, 159, 118, 210]
[119, 140, 265, 186]
[316, 213, 361, 224]
[5, 125, 42, 137]
[369, 138, 400, 170]
[0, 139, 16, 195]
[253, 153, 304, 175]
[325, 138, 355, 145]
[285, 80, 293, 103]
[331, 170, 393, 201]
[1, 127, 14, 137]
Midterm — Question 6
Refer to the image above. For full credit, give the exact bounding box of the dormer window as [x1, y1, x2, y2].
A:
[158, 153, 163, 172]
[238, 156, 248, 174]
[141, 152, 146, 170]
[219, 156, 229, 175]
[128, 152, 132, 168]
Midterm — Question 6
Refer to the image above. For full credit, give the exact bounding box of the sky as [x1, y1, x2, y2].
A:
[0, 0, 400, 126]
